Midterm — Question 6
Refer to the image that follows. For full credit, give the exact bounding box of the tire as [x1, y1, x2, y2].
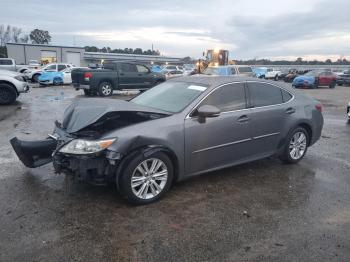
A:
[83, 89, 96, 96]
[338, 83, 343, 86]
[280, 127, 309, 164]
[98, 81, 113, 96]
[119, 151, 174, 205]
[0, 83, 17, 105]
[274, 74, 279, 81]
[329, 81, 336, 89]
[53, 77, 63, 86]
[32, 74, 40, 83]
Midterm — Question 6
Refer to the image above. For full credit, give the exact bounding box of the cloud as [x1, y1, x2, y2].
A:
[0, 0, 349, 59]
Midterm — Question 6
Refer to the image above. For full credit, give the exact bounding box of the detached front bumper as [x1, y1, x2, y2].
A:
[10, 129, 120, 185]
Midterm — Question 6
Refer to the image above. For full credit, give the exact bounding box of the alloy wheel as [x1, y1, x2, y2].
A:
[289, 131, 307, 160]
[131, 158, 168, 200]
[101, 83, 112, 95]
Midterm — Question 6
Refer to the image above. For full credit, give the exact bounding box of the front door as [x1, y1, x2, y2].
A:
[118, 63, 139, 89]
[184, 82, 253, 175]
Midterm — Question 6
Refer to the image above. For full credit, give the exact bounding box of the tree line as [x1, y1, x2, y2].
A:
[84, 46, 161, 56]
[234, 57, 350, 66]
[0, 24, 52, 57]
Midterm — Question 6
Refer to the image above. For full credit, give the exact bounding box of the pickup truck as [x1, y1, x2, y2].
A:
[0, 58, 39, 73]
[71, 61, 166, 96]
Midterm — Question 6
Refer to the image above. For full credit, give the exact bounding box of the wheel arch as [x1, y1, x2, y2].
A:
[115, 145, 179, 192]
[0, 80, 19, 96]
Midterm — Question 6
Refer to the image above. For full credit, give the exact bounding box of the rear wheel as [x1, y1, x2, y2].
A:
[0, 83, 17, 105]
[329, 81, 336, 89]
[98, 81, 113, 96]
[32, 74, 40, 83]
[280, 127, 309, 164]
[83, 89, 97, 96]
[119, 152, 174, 205]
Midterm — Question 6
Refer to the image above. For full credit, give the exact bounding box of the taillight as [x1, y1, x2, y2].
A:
[315, 103, 323, 113]
[84, 72, 92, 81]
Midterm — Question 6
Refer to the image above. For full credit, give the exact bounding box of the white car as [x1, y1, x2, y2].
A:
[24, 63, 75, 82]
[161, 65, 183, 73]
[38, 67, 74, 86]
[0, 70, 29, 104]
[265, 68, 282, 80]
[164, 70, 184, 80]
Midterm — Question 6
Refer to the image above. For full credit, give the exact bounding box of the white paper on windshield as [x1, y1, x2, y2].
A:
[188, 85, 207, 91]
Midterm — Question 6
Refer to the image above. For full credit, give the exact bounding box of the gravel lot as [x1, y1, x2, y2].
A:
[0, 83, 349, 262]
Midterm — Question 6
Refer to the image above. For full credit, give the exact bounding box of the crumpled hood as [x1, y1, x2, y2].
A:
[62, 98, 170, 133]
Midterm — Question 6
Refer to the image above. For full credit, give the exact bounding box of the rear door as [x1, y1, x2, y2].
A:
[118, 63, 139, 88]
[247, 81, 293, 156]
[185, 82, 254, 175]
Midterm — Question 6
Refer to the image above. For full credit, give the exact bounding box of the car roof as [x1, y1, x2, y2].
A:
[169, 75, 295, 91]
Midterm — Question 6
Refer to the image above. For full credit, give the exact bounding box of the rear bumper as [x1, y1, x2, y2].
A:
[72, 83, 90, 90]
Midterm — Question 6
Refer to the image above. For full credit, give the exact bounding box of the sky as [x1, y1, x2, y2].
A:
[1, 0, 349, 60]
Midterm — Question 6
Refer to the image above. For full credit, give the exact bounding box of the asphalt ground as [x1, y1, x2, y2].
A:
[0, 82, 349, 262]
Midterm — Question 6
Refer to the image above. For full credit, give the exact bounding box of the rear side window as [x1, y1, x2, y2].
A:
[136, 65, 149, 73]
[281, 89, 293, 102]
[0, 59, 13, 65]
[248, 82, 283, 107]
[201, 83, 246, 112]
[120, 63, 137, 73]
[238, 67, 252, 73]
[103, 63, 115, 70]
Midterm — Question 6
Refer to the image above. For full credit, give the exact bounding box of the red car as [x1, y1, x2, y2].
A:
[293, 70, 337, 89]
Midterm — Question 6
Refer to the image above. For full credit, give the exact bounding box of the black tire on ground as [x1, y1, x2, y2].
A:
[119, 151, 174, 205]
[83, 89, 97, 96]
[0, 83, 17, 105]
[279, 127, 309, 164]
[32, 74, 40, 83]
[98, 81, 113, 96]
[329, 81, 336, 89]
[338, 83, 343, 86]
[274, 74, 279, 81]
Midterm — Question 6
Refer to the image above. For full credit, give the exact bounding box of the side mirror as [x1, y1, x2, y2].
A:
[197, 105, 220, 123]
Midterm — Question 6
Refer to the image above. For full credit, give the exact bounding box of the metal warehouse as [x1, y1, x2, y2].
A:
[6, 43, 181, 67]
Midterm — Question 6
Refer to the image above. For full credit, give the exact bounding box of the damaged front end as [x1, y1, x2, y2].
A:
[10, 98, 169, 185]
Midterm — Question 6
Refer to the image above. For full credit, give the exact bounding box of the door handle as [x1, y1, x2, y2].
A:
[285, 107, 296, 114]
[237, 115, 250, 123]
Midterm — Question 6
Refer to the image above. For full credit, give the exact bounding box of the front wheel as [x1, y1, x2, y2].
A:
[280, 127, 309, 164]
[119, 152, 174, 205]
[98, 81, 113, 96]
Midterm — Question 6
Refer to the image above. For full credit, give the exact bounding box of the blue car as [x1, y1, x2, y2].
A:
[292, 70, 337, 89]
[252, 67, 268, 78]
[38, 69, 72, 86]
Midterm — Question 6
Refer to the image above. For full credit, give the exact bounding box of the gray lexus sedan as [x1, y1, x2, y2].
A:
[11, 76, 324, 205]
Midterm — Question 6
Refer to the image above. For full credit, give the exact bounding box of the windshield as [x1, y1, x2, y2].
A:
[305, 70, 321, 76]
[131, 81, 207, 113]
[203, 67, 227, 75]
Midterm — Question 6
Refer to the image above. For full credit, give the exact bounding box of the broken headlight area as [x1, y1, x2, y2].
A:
[53, 152, 119, 185]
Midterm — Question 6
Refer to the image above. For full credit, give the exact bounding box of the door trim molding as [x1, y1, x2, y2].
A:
[192, 138, 252, 154]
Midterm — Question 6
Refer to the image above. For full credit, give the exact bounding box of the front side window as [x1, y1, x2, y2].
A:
[57, 65, 66, 71]
[136, 65, 149, 73]
[248, 82, 283, 107]
[200, 83, 246, 112]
